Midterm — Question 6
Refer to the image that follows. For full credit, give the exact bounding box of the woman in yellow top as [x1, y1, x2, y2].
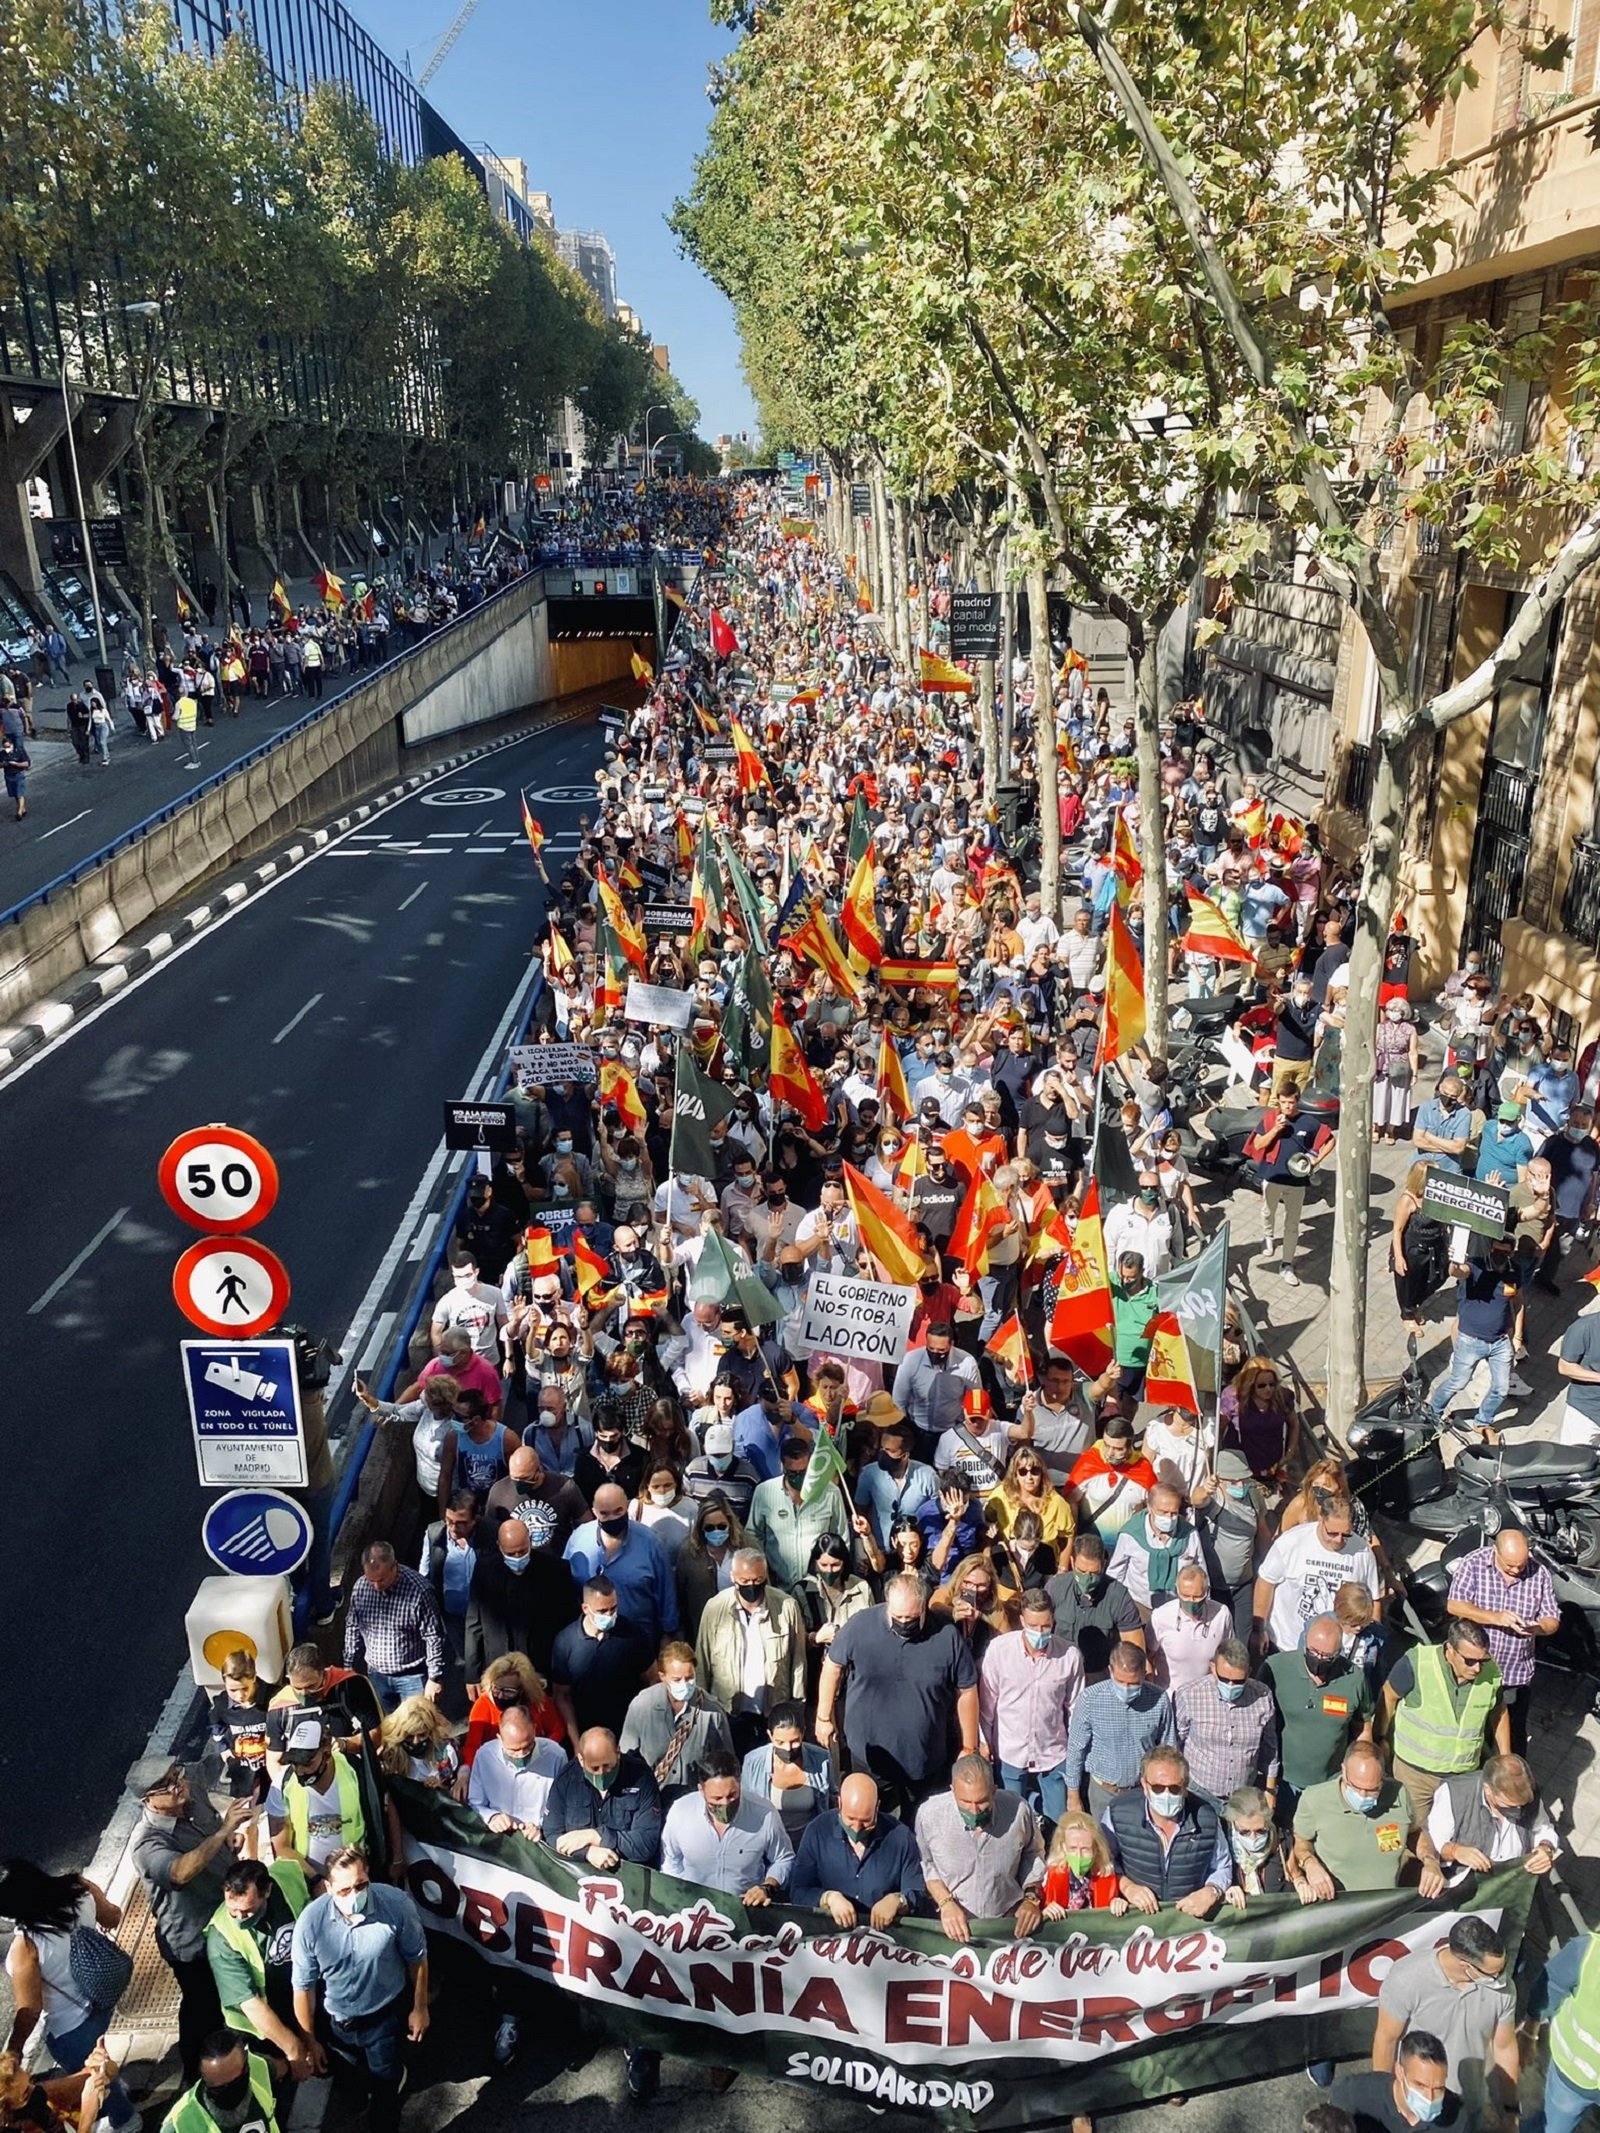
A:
[985, 1446, 1075, 1550]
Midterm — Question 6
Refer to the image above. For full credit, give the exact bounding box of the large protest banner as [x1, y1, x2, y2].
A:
[395, 1790, 1533, 2127]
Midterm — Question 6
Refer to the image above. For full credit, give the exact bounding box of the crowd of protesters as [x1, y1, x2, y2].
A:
[1, 477, 1594, 2133]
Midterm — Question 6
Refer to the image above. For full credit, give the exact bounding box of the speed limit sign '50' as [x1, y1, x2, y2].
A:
[158, 1126, 280, 1234]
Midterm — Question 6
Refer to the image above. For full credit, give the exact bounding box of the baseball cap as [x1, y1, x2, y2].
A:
[283, 1718, 330, 1767]
[703, 1420, 734, 1456]
[1497, 1101, 1523, 1123]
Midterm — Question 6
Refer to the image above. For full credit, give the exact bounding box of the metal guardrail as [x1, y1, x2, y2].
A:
[0, 569, 541, 933]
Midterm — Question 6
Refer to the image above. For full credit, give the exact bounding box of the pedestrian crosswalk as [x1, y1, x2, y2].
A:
[326, 827, 581, 858]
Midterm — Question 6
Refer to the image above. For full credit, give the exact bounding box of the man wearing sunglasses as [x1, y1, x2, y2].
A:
[1380, 1620, 1510, 1827]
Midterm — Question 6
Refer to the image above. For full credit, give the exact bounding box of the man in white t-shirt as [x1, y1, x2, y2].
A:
[430, 1254, 508, 1361]
[1252, 1497, 1380, 1653]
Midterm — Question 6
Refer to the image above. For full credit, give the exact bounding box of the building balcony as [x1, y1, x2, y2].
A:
[1404, 91, 1600, 302]
[1560, 837, 1600, 956]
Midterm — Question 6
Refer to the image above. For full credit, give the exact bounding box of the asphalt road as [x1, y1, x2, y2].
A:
[0, 662, 400, 918]
[0, 711, 604, 1870]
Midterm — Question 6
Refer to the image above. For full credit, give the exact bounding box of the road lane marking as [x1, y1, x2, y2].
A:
[271, 991, 324, 1045]
[397, 881, 429, 912]
[38, 810, 93, 840]
[29, 1205, 131, 1314]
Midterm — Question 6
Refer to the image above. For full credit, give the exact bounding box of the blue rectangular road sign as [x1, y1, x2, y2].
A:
[181, 1339, 307, 1487]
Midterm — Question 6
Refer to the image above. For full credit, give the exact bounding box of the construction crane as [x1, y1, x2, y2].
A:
[414, 0, 483, 90]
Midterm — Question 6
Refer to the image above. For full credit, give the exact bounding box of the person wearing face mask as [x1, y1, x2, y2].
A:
[1108, 1483, 1204, 1617]
[674, 1492, 749, 1640]
[1191, 1448, 1271, 1640]
[659, 1751, 794, 1902]
[1218, 1784, 1294, 1906]
[817, 1574, 980, 1817]
[1104, 1747, 1230, 1918]
[563, 1482, 677, 1644]
[483, 1446, 587, 1556]
[795, 1528, 874, 1653]
[1255, 1493, 1380, 1656]
[1102, 1174, 1176, 1283]
[892, 1320, 983, 1441]
[978, 1590, 1084, 1824]
[1147, 1562, 1231, 1692]
[789, 1771, 928, 1925]
[1534, 1101, 1600, 1291]
[748, 1427, 849, 1591]
[740, 1700, 835, 1844]
[619, 1640, 734, 1802]
[1265, 1613, 1375, 1825]
[267, 1722, 391, 1893]
[1269, 976, 1321, 1103]
[916, 1753, 1045, 1945]
[466, 1705, 567, 1843]
[463, 1514, 578, 1684]
[1291, 1743, 1414, 1906]
[1067, 1411, 1157, 1545]
[630, 1458, 694, 1559]
[459, 1653, 564, 1774]
[852, 1409, 939, 1549]
[1173, 1641, 1279, 1806]
[1045, 1531, 1147, 1678]
[1371, 1916, 1520, 2131]
[692, 1548, 808, 1754]
[543, 1727, 664, 1880]
[1333, 2030, 1468, 2133]
[1062, 1641, 1173, 1819]
[1381, 1620, 1509, 1827]
[374, 1696, 459, 1793]
[1247, 1086, 1334, 1288]
[548, 1578, 656, 1750]
[289, 1847, 428, 2133]
[204, 1858, 318, 2079]
[160, 2032, 281, 2133]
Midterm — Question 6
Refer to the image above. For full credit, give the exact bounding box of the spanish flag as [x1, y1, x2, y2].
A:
[1238, 797, 1268, 846]
[918, 647, 976, 695]
[1181, 886, 1258, 968]
[876, 1027, 911, 1124]
[270, 579, 291, 623]
[595, 866, 647, 972]
[630, 649, 654, 686]
[841, 1161, 926, 1286]
[1058, 733, 1081, 777]
[520, 793, 545, 860]
[985, 1313, 1031, 1385]
[1111, 809, 1142, 896]
[573, 1232, 613, 1302]
[674, 813, 695, 869]
[770, 1002, 830, 1130]
[948, 1169, 1011, 1277]
[1047, 1182, 1115, 1378]
[663, 582, 687, 609]
[545, 919, 574, 977]
[878, 957, 960, 994]
[692, 699, 720, 739]
[598, 1057, 648, 1133]
[730, 717, 768, 794]
[1143, 1310, 1201, 1414]
[840, 844, 882, 967]
[175, 584, 194, 625]
[315, 568, 345, 611]
[856, 576, 872, 612]
[524, 1226, 559, 1278]
[619, 856, 643, 893]
[1095, 900, 1147, 1071]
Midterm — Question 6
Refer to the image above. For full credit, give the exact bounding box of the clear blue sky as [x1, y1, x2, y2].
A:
[345, 0, 758, 441]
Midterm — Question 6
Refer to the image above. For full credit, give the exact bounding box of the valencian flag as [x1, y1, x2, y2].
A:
[270, 579, 292, 623]
[770, 1001, 830, 1130]
[710, 608, 739, 659]
[595, 867, 647, 972]
[1143, 1312, 1201, 1414]
[1182, 886, 1258, 967]
[1111, 810, 1142, 898]
[315, 567, 345, 610]
[778, 875, 862, 1003]
[841, 1161, 926, 1286]
[876, 1027, 911, 1124]
[730, 717, 769, 793]
[948, 1169, 1011, 1276]
[985, 1313, 1031, 1386]
[1048, 1181, 1114, 1377]
[840, 844, 883, 966]
[573, 1232, 613, 1302]
[918, 647, 976, 695]
[598, 1057, 648, 1134]
[630, 650, 654, 685]
[670, 1047, 737, 1179]
[1095, 901, 1148, 1070]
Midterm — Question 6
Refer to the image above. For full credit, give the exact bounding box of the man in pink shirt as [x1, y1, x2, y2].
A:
[1147, 1562, 1230, 1694]
[978, 1588, 1083, 1824]
[407, 1329, 503, 1422]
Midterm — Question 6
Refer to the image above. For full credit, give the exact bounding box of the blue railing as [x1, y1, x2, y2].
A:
[0, 568, 541, 934]
[316, 968, 548, 1617]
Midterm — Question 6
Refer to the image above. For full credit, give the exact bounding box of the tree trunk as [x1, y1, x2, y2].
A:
[870, 460, 892, 635]
[1028, 562, 1061, 919]
[1326, 731, 1411, 1436]
[1133, 629, 1171, 1057]
[975, 541, 1000, 806]
[912, 505, 930, 655]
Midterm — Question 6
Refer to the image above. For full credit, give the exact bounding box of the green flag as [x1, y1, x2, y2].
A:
[720, 838, 768, 947]
[670, 1046, 737, 1180]
[1091, 1097, 1140, 1207]
[691, 821, 726, 957]
[1157, 1223, 1229, 1403]
[686, 1224, 782, 1329]
[847, 790, 871, 872]
[801, 1412, 848, 1506]
[723, 941, 774, 1076]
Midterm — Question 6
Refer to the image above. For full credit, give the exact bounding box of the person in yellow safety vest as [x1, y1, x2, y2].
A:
[205, 1858, 324, 2078]
[1380, 1620, 1509, 1826]
[267, 1721, 367, 1888]
[161, 2032, 279, 2133]
[1531, 1927, 1600, 2133]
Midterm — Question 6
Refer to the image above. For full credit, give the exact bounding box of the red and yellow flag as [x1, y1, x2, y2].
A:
[595, 866, 647, 972]
[1058, 733, 1081, 778]
[948, 1169, 1011, 1276]
[663, 582, 687, 610]
[270, 579, 291, 623]
[630, 649, 654, 685]
[918, 647, 976, 695]
[841, 1160, 926, 1286]
[770, 1002, 830, 1130]
[877, 957, 960, 994]
[783, 896, 862, 1004]
[520, 793, 545, 859]
[1095, 900, 1148, 1071]
[840, 844, 882, 967]
[1047, 1182, 1115, 1378]
[573, 1232, 613, 1302]
[674, 813, 695, 869]
[985, 1313, 1031, 1385]
[545, 919, 574, 977]
[524, 1226, 559, 1278]
[1111, 809, 1142, 897]
[314, 568, 345, 611]
[619, 856, 643, 893]
[598, 1057, 648, 1133]
[1181, 886, 1258, 968]
[710, 609, 739, 659]
[730, 717, 769, 793]
[876, 1027, 911, 1125]
[1239, 797, 1268, 846]
[1144, 1311, 1201, 1413]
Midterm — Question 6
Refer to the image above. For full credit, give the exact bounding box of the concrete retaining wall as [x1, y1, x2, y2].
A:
[0, 572, 561, 1028]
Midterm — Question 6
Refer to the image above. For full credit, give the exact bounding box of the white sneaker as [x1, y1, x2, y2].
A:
[493, 2015, 519, 2067]
[1280, 1267, 1300, 1287]
[1255, 1248, 1279, 1266]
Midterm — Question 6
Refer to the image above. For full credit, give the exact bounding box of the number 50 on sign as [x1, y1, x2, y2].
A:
[158, 1126, 280, 1234]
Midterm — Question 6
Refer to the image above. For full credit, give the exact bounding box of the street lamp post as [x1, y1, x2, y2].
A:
[59, 298, 161, 694]
[641, 402, 674, 484]
[650, 433, 690, 480]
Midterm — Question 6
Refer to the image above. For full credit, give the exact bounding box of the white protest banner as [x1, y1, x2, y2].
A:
[798, 1272, 915, 1364]
[625, 977, 695, 1030]
[509, 1043, 597, 1084]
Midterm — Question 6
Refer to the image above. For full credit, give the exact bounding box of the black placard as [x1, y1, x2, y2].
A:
[643, 902, 695, 934]
[702, 740, 737, 763]
[638, 858, 672, 888]
[949, 591, 1003, 662]
[850, 483, 871, 516]
[598, 707, 627, 730]
[442, 1101, 517, 1152]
